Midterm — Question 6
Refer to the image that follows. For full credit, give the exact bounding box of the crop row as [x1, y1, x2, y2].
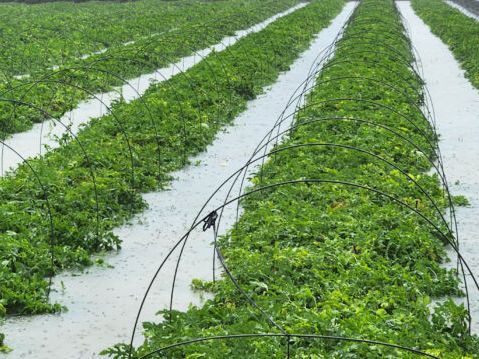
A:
[0, 0, 284, 76]
[412, 0, 479, 89]
[0, 0, 194, 76]
[0, 0, 300, 138]
[0, 0, 345, 349]
[106, 0, 479, 357]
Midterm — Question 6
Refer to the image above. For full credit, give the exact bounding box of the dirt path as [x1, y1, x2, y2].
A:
[399, 1, 479, 334]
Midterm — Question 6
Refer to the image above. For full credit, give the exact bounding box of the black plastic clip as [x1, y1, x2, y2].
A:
[202, 210, 218, 232]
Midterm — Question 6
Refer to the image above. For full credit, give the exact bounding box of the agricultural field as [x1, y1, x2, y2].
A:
[0, 0, 304, 138]
[0, 0, 300, 76]
[0, 0, 478, 357]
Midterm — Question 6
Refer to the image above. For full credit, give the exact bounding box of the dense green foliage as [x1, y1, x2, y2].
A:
[0, 0, 287, 76]
[0, 0, 196, 74]
[102, 0, 479, 357]
[0, 0, 301, 139]
[0, 0, 345, 345]
[412, 0, 479, 89]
